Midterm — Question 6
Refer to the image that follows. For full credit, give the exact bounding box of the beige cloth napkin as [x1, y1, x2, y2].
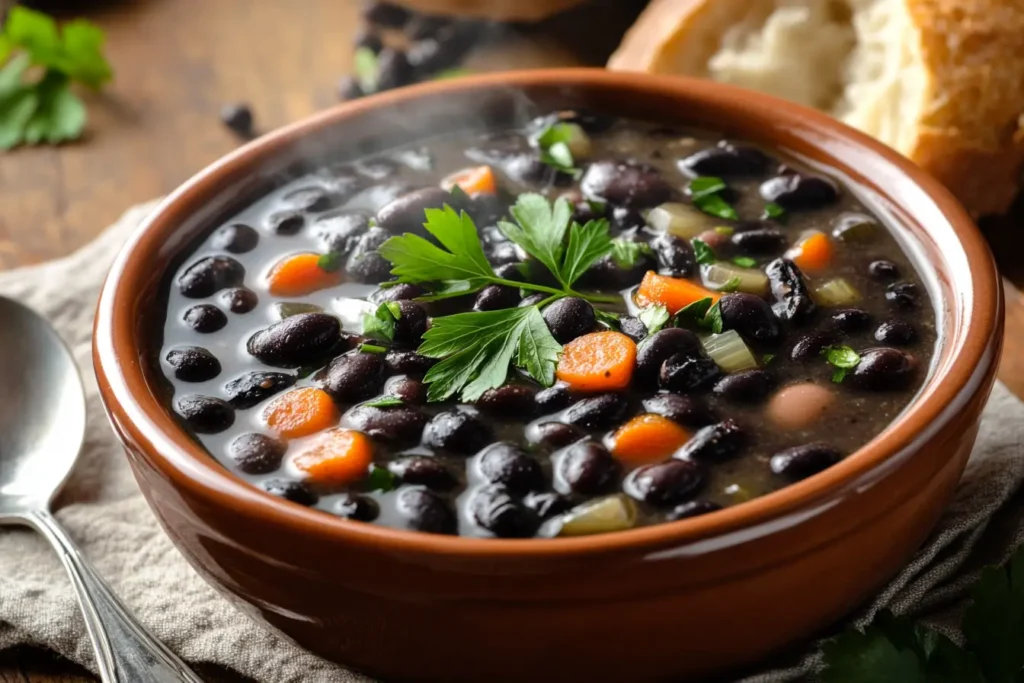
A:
[0, 202, 1022, 683]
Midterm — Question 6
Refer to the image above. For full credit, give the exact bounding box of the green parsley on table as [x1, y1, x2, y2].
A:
[0, 7, 112, 149]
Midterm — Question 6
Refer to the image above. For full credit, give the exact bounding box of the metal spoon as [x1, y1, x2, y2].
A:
[0, 296, 204, 682]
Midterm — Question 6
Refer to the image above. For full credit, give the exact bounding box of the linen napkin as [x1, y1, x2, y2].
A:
[0, 202, 1022, 683]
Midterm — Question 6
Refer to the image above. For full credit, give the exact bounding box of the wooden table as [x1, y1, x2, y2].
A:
[0, 0, 1020, 680]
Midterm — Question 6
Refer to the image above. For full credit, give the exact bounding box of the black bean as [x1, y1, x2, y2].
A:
[333, 493, 379, 522]
[874, 320, 918, 346]
[406, 14, 452, 40]
[650, 233, 696, 277]
[224, 371, 296, 409]
[470, 485, 540, 539]
[626, 460, 705, 507]
[211, 224, 259, 254]
[466, 192, 508, 227]
[850, 347, 917, 391]
[563, 393, 630, 430]
[542, 297, 596, 344]
[759, 174, 839, 210]
[730, 228, 788, 255]
[611, 206, 646, 231]
[555, 440, 622, 495]
[770, 443, 842, 481]
[346, 227, 394, 284]
[642, 393, 717, 428]
[354, 29, 384, 53]
[535, 384, 572, 413]
[346, 405, 427, 444]
[581, 160, 673, 209]
[618, 315, 648, 342]
[679, 143, 772, 178]
[391, 300, 428, 344]
[660, 354, 721, 393]
[388, 456, 458, 491]
[869, 260, 900, 281]
[667, 500, 722, 521]
[165, 346, 221, 382]
[408, 34, 471, 76]
[423, 410, 491, 454]
[886, 282, 921, 310]
[474, 284, 520, 311]
[228, 433, 286, 474]
[766, 258, 816, 322]
[831, 308, 872, 334]
[358, 158, 401, 181]
[384, 349, 436, 376]
[713, 370, 775, 403]
[675, 419, 746, 462]
[476, 442, 544, 495]
[396, 488, 456, 535]
[220, 103, 254, 138]
[523, 491, 573, 520]
[376, 187, 452, 235]
[363, 1, 410, 28]
[636, 328, 704, 385]
[218, 287, 258, 314]
[790, 330, 839, 361]
[175, 395, 234, 434]
[266, 210, 305, 235]
[183, 304, 227, 333]
[247, 313, 343, 368]
[262, 479, 318, 506]
[313, 352, 385, 402]
[528, 421, 585, 449]
[519, 292, 548, 308]
[579, 253, 654, 291]
[385, 376, 427, 404]
[718, 293, 781, 342]
[177, 256, 245, 298]
[282, 186, 336, 213]
[315, 211, 371, 255]
[476, 384, 537, 418]
[376, 48, 415, 91]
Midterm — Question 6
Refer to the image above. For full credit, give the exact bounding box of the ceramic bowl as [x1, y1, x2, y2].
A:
[93, 69, 1002, 682]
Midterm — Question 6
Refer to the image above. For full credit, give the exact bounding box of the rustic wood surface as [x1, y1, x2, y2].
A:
[0, 0, 1020, 681]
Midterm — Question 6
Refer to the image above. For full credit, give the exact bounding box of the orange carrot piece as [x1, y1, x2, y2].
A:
[610, 414, 691, 465]
[441, 165, 498, 195]
[556, 331, 637, 393]
[788, 232, 833, 273]
[267, 253, 343, 297]
[635, 271, 721, 313]
[263, 387, 338, 439]
[294, 428, 375, 487]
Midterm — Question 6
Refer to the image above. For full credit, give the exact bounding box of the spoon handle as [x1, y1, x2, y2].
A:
[24, 509, 206, 683]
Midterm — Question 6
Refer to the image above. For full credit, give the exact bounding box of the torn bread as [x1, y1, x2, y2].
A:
[388, 0, 588, 22]
[608, 0, 1024, 216]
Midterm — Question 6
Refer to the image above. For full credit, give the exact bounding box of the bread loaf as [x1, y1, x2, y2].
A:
[609, 0, 1024, 216]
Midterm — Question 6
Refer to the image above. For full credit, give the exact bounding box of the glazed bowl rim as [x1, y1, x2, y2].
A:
[93, 68, 1000, 558]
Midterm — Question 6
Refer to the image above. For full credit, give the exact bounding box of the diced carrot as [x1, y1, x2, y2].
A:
[610, 414, 691, 465]
[267, 253, 343, 297]
[556, 331, 637, 393]
[294, 428, 374, 486]
[263, 387, 338, 439]
[635, 271, 721, 313]
[441, 165, 497, 195]
[788, 231, 833, 273]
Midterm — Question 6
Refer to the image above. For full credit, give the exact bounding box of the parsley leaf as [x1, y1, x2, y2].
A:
[963, 544, 1024, 682]
[317, 251, 343, 272]
[362, 302, 399, 341]
[593, 309, 620, 329]
[822, 620, 926, 683]
[637, 304, 670, 334]
[353, 46, 378, 93]
[675, 297, 714, 329]
[609, 238, 651, 270]
[689, 176, 739, 221]
[705, 301, 724, 334]
[762, 353, 775, 365]
[499, 194, 572, 284]
[720, 276, 742, 293]
[562, 219, 613, 286]
[763, 202, 786, 219]
[364, 465, 399, 492]
[823, 345, 860, 383]
[358, 343, 388, 354]
[536, 122, 583, 175]
[732, 256, 757, 268]
[419, 306, 561, 401]
[362, 396, 404, 408]
[692, 238, 717, 265]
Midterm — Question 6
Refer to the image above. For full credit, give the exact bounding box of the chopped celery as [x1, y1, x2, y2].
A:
[702, 330, 759, 373]
[646, 202, 713, 239]
[701, 262, 769, 296]
[553, 495, 637, 537]
[814, 278, 861, 307]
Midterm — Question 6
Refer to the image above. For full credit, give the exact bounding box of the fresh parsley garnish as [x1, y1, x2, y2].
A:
[762, 353, 775, 365]
[364, 465, 399, 492]
[675, 297, 715, 330]
[609, 238, 652, 269]
[705, 301, 724, 334]
[689, 176, 739, 221]
[362, 396, 404, 408]
[823, 344, 861, 383]
[536, 122, 583, 176]
[353, 46, 378, 93]
[692, 238, 717, 265]
[823, 544, 1024, 682]
[720, 276, 742, 293]
[358, 343, 388, 354]
[637, 304, 670, 334]
[594, 309, 621, 329]
[732, 256, 757, 268]
[0, 7, 112, 149]
[763, 202, 785, 219]
[362, 302, 401, 341]
[317, 252, 343, 272]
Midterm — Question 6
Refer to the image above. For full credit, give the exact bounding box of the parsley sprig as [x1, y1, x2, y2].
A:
[0, 7, 112, 149]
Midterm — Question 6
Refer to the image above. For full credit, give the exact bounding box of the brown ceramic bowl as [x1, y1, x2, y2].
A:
[93, 69, 1002, 682]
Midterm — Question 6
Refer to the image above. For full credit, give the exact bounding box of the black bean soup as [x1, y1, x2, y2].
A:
[159, 111, 936, 539]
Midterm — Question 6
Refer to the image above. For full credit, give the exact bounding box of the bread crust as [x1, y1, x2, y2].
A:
[609, 0, 1024, 216]
[388, 0, 588, 22]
